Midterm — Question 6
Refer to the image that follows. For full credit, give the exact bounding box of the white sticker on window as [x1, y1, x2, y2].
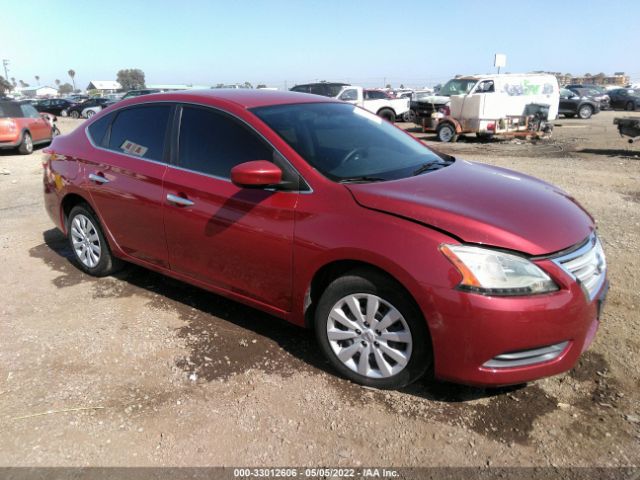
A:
[120, 140, 148, 157]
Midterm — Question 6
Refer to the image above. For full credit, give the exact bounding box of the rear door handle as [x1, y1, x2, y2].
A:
[166, 193, 194, 207]
[88, 173, 109, 184]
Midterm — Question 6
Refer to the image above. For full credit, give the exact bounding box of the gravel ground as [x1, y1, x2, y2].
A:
[0, 111, 638, 468]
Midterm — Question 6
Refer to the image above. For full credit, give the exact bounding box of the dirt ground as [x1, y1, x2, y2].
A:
[0, 111, 639, 469]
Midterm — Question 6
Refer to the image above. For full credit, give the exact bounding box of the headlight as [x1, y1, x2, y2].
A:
[440, 244, 558, 296]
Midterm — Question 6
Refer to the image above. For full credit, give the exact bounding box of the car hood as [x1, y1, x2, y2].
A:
[415, 95, 450, 105]
[346, 160, 593, 256]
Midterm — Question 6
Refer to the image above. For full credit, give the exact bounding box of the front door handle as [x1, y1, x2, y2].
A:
[167, 193, 194, 207]
[88, 173, 109, 184]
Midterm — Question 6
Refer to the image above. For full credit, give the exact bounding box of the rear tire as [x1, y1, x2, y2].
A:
[377, 109, 396, 123]
[86, 110, 95, 118]
[437, 123, 458, 142]
[578, 105, 593, 119]
[70, 110, 80, 119]
[67, 204, 123, 277]
[402, 109, 416, 123]
[17, 132, 33, 155]
[314, 268, 431, 389]
[626, 101, 635, 111]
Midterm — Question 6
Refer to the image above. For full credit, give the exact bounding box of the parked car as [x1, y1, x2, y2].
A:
[404, 90, 436, 122]
[414, 74, 560, 141]
[120, 89, 162, 100]
[65, 98, 113, 119]
[43, 90, 607, 389]
[335, 86, 410, 122]
[566, 87, 610, 110]
[290, 82, 350, 98]
[613, 117, 640, 143]
[0, 100, 55, 154]
[558, 88, 600, 119]
[82, 100, 115, 119]
[34, 98, 77, 116]
[608, 88, 640, 111]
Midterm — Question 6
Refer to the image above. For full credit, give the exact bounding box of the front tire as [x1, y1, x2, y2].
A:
[626, 101, 635, 111]
[85, 110, 95, 118]
[436, 122, 458, 142]
[17, 132, 33, 155]
[67, 204, 122, 277]
[578, 105, 593, 119]
[314, 269, 431, 389]
[402, 109, 416, 123]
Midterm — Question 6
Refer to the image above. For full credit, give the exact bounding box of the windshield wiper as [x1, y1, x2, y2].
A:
[338, 176, 386, 184]
[413, 161, 445, 176]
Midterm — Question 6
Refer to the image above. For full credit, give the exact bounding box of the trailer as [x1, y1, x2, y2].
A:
[613, 117, 640, 143]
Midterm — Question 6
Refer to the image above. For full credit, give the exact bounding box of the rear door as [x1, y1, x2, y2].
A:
[162, 104, 298, 311]
[20, 103, 50, 141]
[83, 104, 173, 268]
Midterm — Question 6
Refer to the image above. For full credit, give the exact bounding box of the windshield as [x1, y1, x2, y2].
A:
[439, 79, 478, 96]
[251, 102, 451, 182]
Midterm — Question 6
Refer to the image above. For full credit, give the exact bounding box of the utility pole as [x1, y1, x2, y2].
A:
[2, 59, 9, 80]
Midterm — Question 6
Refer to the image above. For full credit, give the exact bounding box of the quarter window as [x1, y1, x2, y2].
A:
[177, 106, 273, 178]
[87, 112, 115, 147]
[107, 105, 171, 161]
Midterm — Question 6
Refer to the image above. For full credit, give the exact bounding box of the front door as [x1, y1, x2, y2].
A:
[163, 105, 298, 311]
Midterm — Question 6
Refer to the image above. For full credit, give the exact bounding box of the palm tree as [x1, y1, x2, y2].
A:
[68, 69, 76, 91]
[35, 75, 40, 85]
[10, 77, 16, 87]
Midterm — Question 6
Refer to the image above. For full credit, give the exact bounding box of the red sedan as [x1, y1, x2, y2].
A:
[43, 90, 607, 389]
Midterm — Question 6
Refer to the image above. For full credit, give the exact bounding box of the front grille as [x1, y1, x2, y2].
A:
[553, 234, 606, 301]
[483, 341, 569, 369]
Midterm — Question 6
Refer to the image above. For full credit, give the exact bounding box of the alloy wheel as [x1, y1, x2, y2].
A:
[326, 293, 413, 379]
[70, 214, 102, 268]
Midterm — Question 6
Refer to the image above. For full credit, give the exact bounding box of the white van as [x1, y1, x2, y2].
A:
[414, 73, 559, 142]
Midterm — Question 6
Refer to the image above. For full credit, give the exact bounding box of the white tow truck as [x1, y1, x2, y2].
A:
[334, 86, 410, 122]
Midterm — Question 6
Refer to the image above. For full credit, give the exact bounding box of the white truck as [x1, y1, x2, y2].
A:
[413, 73, 560, 141]
[335, 86, 410, 122]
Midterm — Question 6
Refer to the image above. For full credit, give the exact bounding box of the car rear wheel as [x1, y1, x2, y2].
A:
[17, 132, 33, 155]
[377, 108, 396, 123]
[626, 101, 635, 111]
[70, 110, 80, 119]
[86, 110, 96, 118]
[578, 105, 593, 119]
[314, 269, 431, 389]
[67, 204, 123, 277]
[60, 109, 68, 117]
[437, 123, 458, 142]
[402, 109, 416, 123]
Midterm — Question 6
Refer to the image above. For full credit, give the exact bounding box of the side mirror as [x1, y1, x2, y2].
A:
[231, 160, 282, 188]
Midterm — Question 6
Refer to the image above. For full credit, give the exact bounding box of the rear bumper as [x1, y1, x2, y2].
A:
[0, 137, 21, 149]
[425, 263, 607, 387]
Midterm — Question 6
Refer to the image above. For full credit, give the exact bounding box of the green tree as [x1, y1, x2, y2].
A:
[117, 68, 146, 90]
[243, 81, 253, 89]
[35, 75, 40, 85]
[58, 83, 73, 95]
[256, 84, 267, 89]
[68, 69, 76, 91]
[0, 76, 12, 94]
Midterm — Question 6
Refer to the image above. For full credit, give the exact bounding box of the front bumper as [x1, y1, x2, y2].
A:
[426, 257, 607, 387]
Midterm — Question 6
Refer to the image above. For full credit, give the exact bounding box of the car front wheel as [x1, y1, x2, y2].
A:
[70, 110, 80, 119]
[67, 204, 123, 276]
[578, 105, 593, 119]
[314, 269, 431, 389]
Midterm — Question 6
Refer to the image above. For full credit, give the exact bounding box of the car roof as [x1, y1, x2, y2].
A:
[116, 89, 339, 109]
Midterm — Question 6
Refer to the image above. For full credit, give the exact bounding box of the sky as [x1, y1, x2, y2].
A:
[1, 0, 638, 90]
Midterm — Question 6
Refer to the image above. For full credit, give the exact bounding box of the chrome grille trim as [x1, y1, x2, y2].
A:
[552, 233, 606, 302]
[483, 341, 569, 369]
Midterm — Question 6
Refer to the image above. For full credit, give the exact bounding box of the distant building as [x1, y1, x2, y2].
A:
[537, 72, 630, 87]
[87, 80, 122, 93]
[17, 86, 58, 98]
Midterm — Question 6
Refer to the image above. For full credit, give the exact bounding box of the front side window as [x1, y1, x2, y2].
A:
[339, 89, 358, 101]
[252, 102, 451, 182]
[107, 105, 171, 161]
[439, 79, 477, 96]
[177, 106, 273, 178]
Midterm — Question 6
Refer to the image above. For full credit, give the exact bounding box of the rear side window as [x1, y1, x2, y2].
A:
[87, 112, 114, 147]
[178, 106, 273, 178]
[20, 104, 40, 118]
[108, 105, 171, 161]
